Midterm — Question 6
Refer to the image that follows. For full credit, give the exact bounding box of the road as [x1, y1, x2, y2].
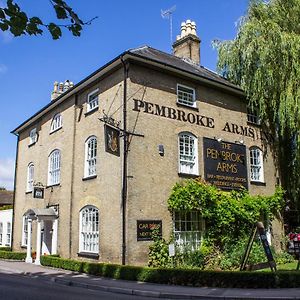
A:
[0, 271, 170, 300]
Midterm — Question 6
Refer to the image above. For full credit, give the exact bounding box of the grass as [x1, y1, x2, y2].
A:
[257, 260, 300, 272]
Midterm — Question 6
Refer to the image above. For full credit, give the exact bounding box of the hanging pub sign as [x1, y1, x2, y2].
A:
[137, 220, 162, 241]
[33, 187, 44, 199]
[203, 137, 248, 190]
[104, 124, 120, 156]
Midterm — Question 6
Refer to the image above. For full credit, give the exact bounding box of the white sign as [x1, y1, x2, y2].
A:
[168, 243, 175, 257]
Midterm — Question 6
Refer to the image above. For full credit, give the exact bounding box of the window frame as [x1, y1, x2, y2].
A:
[84, 136, 97, 178]
[48, 149, 61, 186]
[178, 132, 199, 176]
[249, 147, 264, 183]
[0, 222, 2, 245]
[21, 216, 29, 247]
[177, 84, 196, 108]
[173, 211, 203, 252]
[29, 128, 37, 145]
[247, 106, 261, 125]
[26, 162, 34, 192]
[79, 205, 99, 254]
[50, 113, 62, 133]
[6, 222, 11, 246]
[87, 89, 99, 113]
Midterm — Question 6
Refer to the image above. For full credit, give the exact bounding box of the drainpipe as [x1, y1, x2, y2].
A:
[11, 132, 19, 251]
[121, 56, 129, 265]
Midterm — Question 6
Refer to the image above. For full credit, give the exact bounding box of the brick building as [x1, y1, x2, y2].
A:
[12, 20, 279, 265]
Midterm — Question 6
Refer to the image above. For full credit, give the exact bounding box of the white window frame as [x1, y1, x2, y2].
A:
[79, 206, 99, 254]
[84, 136, 97, 178]
[29, 128, 37, 145]
[87, 89, 99, 112]
[177, 84, 196, 108]
[250, 147, 264, 182]
[178, 132, 198, 175]
[50, 113, 62, 133]
[6, 222, 11, 246]
[0, 222, 3, 245]
[174, 211, 203, 252]
[22, 216, 29, 247]
[247, 107, 261, 125]
[26, 163, 34, 192]
[48, 149, 61, 186]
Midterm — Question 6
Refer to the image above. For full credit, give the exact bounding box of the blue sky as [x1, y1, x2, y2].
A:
[0, 0, 249, 189]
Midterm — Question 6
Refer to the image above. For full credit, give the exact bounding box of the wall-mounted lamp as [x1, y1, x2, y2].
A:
[214, 137, 222, 143]
[158, 144, 164, 156]
[235, 140, 244, 145]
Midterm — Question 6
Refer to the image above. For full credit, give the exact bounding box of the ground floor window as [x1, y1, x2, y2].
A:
[174, 211, 203, 251]
[0, 222, 2, 245]
[22, 216, 29, 247]
[79, 206, 99, 253]
[6, 222, 11, 246]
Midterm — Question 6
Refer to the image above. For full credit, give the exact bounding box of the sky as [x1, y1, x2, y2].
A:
[0, 0, 249, 190]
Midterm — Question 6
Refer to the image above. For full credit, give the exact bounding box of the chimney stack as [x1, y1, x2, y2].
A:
[51, 79, 74, 101]
[173, 20, 201, 65]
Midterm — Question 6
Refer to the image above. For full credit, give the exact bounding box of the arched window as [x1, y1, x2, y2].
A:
[79, 206, 99, 253]
[50, 113, 62, 133]
[178, 132, 198, 175]
[27, 163, 34, 192]
[84, 136, 97, 178]
[87, 89, 99, 112]
[48, 149, 61, 186]
[250, 147, 264, 182]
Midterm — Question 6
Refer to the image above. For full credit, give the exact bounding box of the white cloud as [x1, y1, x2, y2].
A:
[0, 158, 15, 190]
[0, 64, 7, 74]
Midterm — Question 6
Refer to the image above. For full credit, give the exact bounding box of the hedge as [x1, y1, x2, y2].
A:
[40, 255, 300, 288]
[0, 250, 26, 260]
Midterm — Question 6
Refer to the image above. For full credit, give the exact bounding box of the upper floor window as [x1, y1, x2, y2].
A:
[250, 147, 264, 182]
[22, 216, 29, 247]
[0, 222, 2, 245]
[87, 89, 99, 112]
[84, 136, 97, 178]
[48, 149, 61, 186]
[178, 132, 198, 175]
[29, 128, 37, 145]
[177, 84, 196, 108]
[174, 211, 203, 252]
[50, 113, 62, 133]
[79, 206, 99, 253]
[6, 222, 11, 246]
[27, 163, 34, 192]
[247, 107, 261, 125]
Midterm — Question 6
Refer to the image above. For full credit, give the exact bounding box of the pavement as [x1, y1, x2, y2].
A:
[0, 260, 300, 300]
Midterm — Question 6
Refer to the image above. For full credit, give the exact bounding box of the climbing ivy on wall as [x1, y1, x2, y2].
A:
[168, 179, 284, 248]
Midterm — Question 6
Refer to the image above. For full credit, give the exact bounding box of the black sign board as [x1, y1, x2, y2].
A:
[104, 124, 120, 156]
[33, 187, 44, 199]
[203, 137, 248, 190]
[137, 220, 162, 241]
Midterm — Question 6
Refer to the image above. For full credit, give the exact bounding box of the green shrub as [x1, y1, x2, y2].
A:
[0, 250, 26, 260]
[275, 251, 295, 265]
[40, 255, 300, 288]
[0, 247, 11, 251]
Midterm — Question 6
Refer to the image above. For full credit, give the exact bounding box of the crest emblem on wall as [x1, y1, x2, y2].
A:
[105, 124, 120, 156]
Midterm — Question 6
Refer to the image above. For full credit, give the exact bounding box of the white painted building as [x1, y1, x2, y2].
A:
[0, 209, 13, 247]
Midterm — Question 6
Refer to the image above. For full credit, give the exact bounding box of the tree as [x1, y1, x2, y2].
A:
[214, 0, 300, 226]
[0, 0, 97, 39]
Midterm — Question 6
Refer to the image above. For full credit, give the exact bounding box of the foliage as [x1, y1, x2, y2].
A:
[0, 0, 97, 39]
[0, 205, 13, 211]
[214, 0, 300, 216]
[168, 179, 284, 248]
[0, 250, 25, 260]
[41, 255, 300, 288]
[0, 247, 11, 251]
[274, 251, 295, 265]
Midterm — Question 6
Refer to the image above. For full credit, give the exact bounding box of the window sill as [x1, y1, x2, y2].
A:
[46, 183, 61, 189]
[85, 107, 99, 116]
[25, 191, 32, 194]
[178, 173, 199, 179]
[21, 245, 27, 249]
[82, 175, 97, 181]
[49, 126, 62, 135]
[250, 181, 266, 186]
[28, 142, 36, 148]
[77, 252, 99, 259]
[176, 102, 199, 112]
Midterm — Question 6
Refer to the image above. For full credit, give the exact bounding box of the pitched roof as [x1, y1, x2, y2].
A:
[128, 46, 242, 91]
[0, 190, 13, 206]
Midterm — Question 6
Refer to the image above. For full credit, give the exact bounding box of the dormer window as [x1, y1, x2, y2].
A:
[87, 89, 99, 113]
[177, 84, 196, 108]
[50, 113, 62, 133]
[29, 128, 37, 145]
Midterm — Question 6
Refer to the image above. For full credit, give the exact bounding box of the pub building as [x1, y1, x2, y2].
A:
[11, 20, 281, 265]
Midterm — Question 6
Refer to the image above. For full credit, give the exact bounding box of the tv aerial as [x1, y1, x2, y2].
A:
[161, 5, 176, 48]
